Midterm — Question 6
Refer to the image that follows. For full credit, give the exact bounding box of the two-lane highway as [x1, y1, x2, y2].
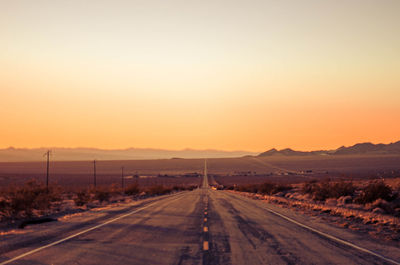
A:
[1, 171, 400, 264]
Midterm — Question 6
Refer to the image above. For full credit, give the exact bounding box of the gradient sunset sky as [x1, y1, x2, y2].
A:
[1, 0, 399, 152]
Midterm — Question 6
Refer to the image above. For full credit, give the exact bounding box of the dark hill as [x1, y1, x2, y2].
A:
[259, 141, 400, 157]
[334, 141, 400, 155]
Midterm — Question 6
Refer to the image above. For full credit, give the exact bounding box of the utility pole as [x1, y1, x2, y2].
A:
[121, 166, 124, 191]
[93, 160, 97, 188]
[44, 150, 51, 192]
[204, 159, 208, 188]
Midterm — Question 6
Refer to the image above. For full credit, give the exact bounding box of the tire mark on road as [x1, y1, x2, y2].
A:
[203, 194, 231, 265]
[220, 191, 400, 265]
[220, 199, 299, 265]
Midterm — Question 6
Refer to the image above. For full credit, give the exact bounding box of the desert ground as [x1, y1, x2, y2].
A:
[1, 154, 400, 264]
[1, 155, 399, 189]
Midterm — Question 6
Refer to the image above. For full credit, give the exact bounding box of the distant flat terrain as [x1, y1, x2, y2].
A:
[1, 155, 400, 188]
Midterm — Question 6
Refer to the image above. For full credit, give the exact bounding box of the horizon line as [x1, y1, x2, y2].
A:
[1, 139, 399, 153]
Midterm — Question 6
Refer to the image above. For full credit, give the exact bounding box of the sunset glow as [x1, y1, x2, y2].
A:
[1, 0, 399, 151]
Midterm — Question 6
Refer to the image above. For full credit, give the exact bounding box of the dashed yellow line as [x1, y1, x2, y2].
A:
[203, 241, 209, 251]
[203, 226, 208, 232]
[204, 218, 207, 222]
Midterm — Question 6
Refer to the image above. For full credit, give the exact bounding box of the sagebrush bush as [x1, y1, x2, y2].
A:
[234, 182, 291, 195]
[74, 190, 90, 206]
[172, 185, 185, 191]
[125, 182, 140, 195]
[146, 185, 172, 196]
[301, 181, 355, 201]
[2, 180, 61, 218]
[355, 181, 395, 204]
[93, 188, 111, 202]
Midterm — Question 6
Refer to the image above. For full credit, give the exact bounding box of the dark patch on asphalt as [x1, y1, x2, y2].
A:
[203, 196, 232, 265]
[18, 217, 57, 229]
[220, 199, 299, 265]
[175, 193, 203, 265]
[177, 246, 192, 265]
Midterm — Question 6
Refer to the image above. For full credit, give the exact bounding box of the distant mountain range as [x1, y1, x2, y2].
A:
[258, 141, 400, 157]
[1, 141, 399, 162]
[0, 147, 258, 162]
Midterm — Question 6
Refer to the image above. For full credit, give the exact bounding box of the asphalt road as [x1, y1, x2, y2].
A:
[1, 175, 400, 265]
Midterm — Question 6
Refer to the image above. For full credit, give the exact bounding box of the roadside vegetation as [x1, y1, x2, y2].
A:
[300, 180, 400, 215]
[224, 182, 292, 195]
[0, 179, 197, 222]
[222, 178, 400, 218]
[226, 178, 400, 241]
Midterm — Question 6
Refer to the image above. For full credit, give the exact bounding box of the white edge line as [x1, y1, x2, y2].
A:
[0, 193, 185, 265]
[221, 190, 400, 265]
[264, 206, 400, 265]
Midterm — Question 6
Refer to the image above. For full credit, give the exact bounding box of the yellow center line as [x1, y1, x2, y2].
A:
[203, 241, 209, 251]
[203, 226, 208, 232]
[204, 218, 207, 222]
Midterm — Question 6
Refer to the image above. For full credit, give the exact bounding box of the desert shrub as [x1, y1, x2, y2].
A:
[258, 182, 276, 194]
[125, 182, 140, 195]
[0, 198, 11, 219]
[110, 183, 122, 194]
[302, 182, 316, 195]
[234, 182, 291, 195]
[186, 185, 197, 191]
[93, 188, 111, 202]
[311, 182, 331, 201]
[146, 185, 172, 196]
[171, 185, 197, 191]
[0, 199, 9, 209]
[234, 184, 256, 193]
[4, 180, 61, 218]
[329, 181, 355, 198]
[172, 185, 185, 191]
[273, 184, 292, 194]
[301, 181, 355, 201]
[74, 190, 91, 206]
[355, 181, 395, 204]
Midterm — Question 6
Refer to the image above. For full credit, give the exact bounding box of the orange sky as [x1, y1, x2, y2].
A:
[1, 0, 399, 152]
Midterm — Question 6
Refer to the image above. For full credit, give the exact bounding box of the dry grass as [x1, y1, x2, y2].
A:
[0, 180, 62, 219]
[0, 179, 196, 223]
[226, 177, 400, 241]
[301, 180, 355, 201]
[232, 190, 400, 239]
[228, 182, 292, 195]
[355, 181, 395, 204]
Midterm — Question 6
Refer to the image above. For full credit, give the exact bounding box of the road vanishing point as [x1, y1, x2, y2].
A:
[1, 160, 399, 265]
